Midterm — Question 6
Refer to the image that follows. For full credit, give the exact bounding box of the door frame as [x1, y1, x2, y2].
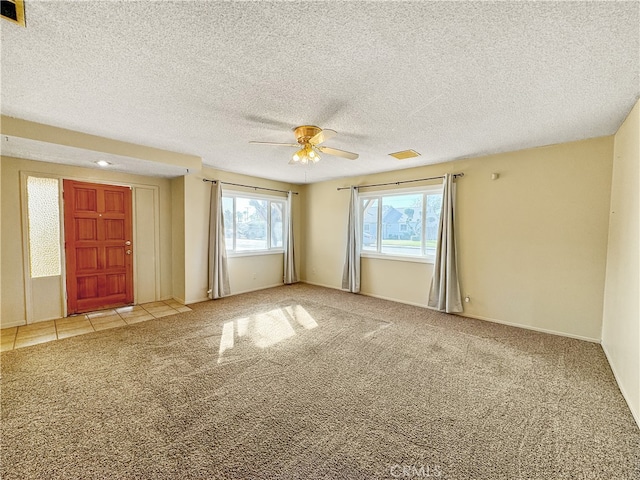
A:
[20, 171, 161, 322]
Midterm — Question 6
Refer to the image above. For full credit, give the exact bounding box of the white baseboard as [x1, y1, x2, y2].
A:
[230, 283, 285, 297]
[301, 280, 343, 291]
[360, 290, 429, 309]
[601, 342, 640, 430]
[355, 288, 601, 343]
[184, 296, 210, 305]
[1, 315, 67, 329]
[186, 283, 287, 305]
[1, 318, 26, 329]
[461, 312, 601, 343]
[303, 281, 433, 309]
[302, 282, 601, 344]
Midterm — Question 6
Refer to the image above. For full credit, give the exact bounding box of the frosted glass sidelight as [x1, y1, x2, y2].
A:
[27, 176, 61, 277]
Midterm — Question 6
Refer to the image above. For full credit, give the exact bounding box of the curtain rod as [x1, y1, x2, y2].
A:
[202, 178, 298, 195]
[336, 173, 464, 191]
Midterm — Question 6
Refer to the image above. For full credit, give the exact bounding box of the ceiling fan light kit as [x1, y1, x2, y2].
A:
[291, 144, 321, 165]
[250, 125, 359, 165]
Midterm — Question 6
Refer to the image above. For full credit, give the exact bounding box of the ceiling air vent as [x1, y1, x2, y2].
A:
[389, 149, 421, 160]
[1, 0, 25, 26]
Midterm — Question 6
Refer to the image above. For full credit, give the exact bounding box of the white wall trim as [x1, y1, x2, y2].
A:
[179, 282, 287, 306]
[2, 314, 63, 328]
[182, 297, 211, 305]
[359, 290, 429, 309]
[302, 281, 601, 343]
[184, 296, 210, 305]
[230, 282, 285, 297]
[302, 280, 343, 291]
[363, 291, 600, 342]
[601, 341, 640, 429]
[1, 318, 26, 328]
[460, 312, 601, 343]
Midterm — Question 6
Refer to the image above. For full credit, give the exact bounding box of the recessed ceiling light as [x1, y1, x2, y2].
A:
[95, 160, 111, 167]
[389, 149, 421, 160]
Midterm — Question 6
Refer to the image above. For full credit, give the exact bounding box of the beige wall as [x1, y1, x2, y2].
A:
[602, 98, 640, 427]
[171, 177, 186, 302]
[302, 137, 614, 341]
[173, 168, 302, 305]
[134, 187, 161, 304]
[1, 156, 174, 327]
[0, 155, 2, 326]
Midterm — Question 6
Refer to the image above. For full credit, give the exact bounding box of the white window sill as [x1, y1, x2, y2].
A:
[361, 252, 435, 264]
[227, 249, 284, 258]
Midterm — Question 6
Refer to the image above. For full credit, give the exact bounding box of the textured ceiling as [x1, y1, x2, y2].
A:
[1, 1, 638, 183]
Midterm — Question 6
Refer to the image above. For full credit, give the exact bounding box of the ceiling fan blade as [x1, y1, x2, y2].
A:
[317, 146, 359, 160]
[249, 141, 299, 147]
[309, 129, 337, 145]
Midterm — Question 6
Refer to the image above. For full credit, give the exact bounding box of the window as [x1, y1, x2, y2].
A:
[26, 176, 61, 277]
[360, 187, 442, 261]
[222, 192, 285, 254]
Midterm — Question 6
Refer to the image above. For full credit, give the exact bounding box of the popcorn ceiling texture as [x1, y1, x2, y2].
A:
[1, 1, 638, 183]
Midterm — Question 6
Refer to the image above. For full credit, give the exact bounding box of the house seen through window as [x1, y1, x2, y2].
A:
[361, 187, 442, 260]
[222, 192, 285, 254]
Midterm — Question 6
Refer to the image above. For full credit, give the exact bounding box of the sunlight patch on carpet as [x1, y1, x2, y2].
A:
[218, 321, 235, 357]
[286, 304, 319, 330]
[218, 304, 318, 362]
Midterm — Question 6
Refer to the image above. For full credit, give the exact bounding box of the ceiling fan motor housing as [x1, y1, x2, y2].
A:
[294, 125, 322, 145]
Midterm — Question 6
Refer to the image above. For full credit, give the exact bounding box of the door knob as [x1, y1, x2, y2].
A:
[125, 240, 131, 246]
[126, 250, 132, 255]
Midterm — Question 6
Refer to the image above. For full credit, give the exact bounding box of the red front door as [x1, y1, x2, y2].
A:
[63, 180, 134, 314]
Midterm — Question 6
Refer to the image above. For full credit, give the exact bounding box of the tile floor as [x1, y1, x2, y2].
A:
[0, 300, 191, 352]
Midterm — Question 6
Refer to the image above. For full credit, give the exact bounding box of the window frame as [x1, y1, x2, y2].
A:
[222, 190, 286, 257]
[359, 185, 443, 264]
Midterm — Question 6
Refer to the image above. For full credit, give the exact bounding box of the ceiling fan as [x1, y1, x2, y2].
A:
[250, 125, 359, 165]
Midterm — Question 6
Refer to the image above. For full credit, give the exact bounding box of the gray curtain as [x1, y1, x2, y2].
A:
[208, 181, 230, 299]
[283, 191, 298, 284]
[428, 174, 463, 313]
[341, 186, 361, 293]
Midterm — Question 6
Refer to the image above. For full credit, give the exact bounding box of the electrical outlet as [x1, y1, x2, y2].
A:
[252, 272, 257, 280]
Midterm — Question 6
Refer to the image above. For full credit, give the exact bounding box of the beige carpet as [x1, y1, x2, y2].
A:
[1, 284, 638, 479]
